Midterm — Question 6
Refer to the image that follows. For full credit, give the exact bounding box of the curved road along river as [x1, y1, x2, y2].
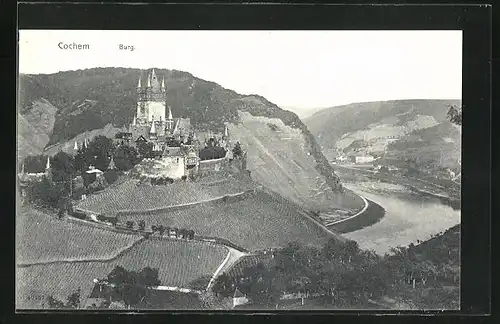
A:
[339, 181, 460, 255]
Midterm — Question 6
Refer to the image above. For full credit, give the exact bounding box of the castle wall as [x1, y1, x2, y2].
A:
[198, 157, 227, 176]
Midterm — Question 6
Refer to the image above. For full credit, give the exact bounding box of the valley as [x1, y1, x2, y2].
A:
[17, 68, 461, 311]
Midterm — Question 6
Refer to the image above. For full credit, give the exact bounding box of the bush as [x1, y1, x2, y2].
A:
[126, 221, 135, 230]
[70, 210, 87, 220]
[104, 170, 119, 184]
[181, 175, 187, 181]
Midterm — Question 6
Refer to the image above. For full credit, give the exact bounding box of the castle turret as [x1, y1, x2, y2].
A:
[161, 77, 166, 92]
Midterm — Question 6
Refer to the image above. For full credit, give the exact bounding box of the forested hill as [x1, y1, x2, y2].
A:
[19, 67, 353, 209]
[304, 99, 462, 173]
[19, 68, 308, 145]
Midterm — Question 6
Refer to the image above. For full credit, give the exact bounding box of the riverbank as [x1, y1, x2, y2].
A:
[335, 164, 461, 207]
[328, 198, 386, 234]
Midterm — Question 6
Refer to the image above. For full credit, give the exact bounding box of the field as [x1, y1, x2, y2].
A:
[118, 190, 342, 251]
[16, 208, 143, 264]
[16, 237, 228, 309]
[77, 177, 254, 216]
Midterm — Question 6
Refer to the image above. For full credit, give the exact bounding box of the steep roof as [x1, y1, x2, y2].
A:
[233, 288, 245, 298]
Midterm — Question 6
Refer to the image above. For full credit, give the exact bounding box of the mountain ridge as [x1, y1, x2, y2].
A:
[304, 99, 462, 173]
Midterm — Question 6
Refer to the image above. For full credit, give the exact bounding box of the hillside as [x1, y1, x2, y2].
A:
[19, 67, 360, 211]
[17, 98, 58, 162]
[17, 238, 228, 309]
[304, 99, 462, 172]
[16, 207, 143, 264]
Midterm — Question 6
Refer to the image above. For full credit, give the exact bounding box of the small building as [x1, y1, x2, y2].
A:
[86, 166, 104, 177]
[354, 155, 375, 164]
[114, 132, 133, 146]
[232, 288, 249, 308]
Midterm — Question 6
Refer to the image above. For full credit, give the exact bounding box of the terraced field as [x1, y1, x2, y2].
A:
[119, 190, 342, 251]
[77, 178, 254, 216]
[16, 238, 228, 309]
[16, 208, 143, 264]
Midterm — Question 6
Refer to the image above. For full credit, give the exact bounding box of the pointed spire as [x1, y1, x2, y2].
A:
[151, 68, 156, 80]
[108, 156, 116, 170]
[147, 73, 151, 87]
[132, 116, 137, 126]
[74, 141, 78, 150]
[150, 119, 156, 134]
[224, 125, 229, 137]
[137, 77, 141, 88]
[46, 156, 51, 170]
[21, 162, 25, 175]
[161, 77, 165, 91]
[168, 106, 173, 120]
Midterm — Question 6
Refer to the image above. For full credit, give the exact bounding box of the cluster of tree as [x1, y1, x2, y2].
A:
[211, 229, 460, 309]
[20, 136, 143, 210]
[151, 177, 175, 185]
[447, 105, 462, 126]
[232, 142, 243, 158]
[103, 266, 162, 308]
[199, 146, 227, 161]
[46, 288, 81, 309]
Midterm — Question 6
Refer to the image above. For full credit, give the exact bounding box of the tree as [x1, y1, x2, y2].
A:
[27, 178, 65, 209]
[158, 225, 166, 236]
[66, 287, 81, 308]
[114, 145, 139, 171]
[138, 220, 146, 231]
[51, 151, 75, 182]
[104, 169, 119, 184]
[188, 275, 212, 291]
[46, 295, 65, 308]
[232, 141, 243, 158]
[23, 155, 46, 173]
[447, 105, 462, 126]
[138, 267, 161, 287]
[87, 135, 115, 170]
[137, 141, 154, 158]
[126, 221, 134, 230]
[105, 266, 161, 308]
[212, 273, 234, 297]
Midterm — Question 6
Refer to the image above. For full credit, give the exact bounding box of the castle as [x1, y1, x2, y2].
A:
[117, 69, 245, 180]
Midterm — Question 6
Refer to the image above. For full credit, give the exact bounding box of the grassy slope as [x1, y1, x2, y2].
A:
[16, 207, 142, 264]
[16, 237, 228, 309]
[118, 190, 341, 251]
[76, 177, 254, 216]
[228, 111, 362, 212]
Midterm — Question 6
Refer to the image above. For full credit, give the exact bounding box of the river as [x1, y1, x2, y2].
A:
[340, 180, 461, 255]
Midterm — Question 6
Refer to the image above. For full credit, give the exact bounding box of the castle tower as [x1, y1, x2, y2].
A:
[136, 69, 167, 125]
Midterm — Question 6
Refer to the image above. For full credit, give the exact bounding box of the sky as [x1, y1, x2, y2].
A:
[18, 30, 462, 109]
